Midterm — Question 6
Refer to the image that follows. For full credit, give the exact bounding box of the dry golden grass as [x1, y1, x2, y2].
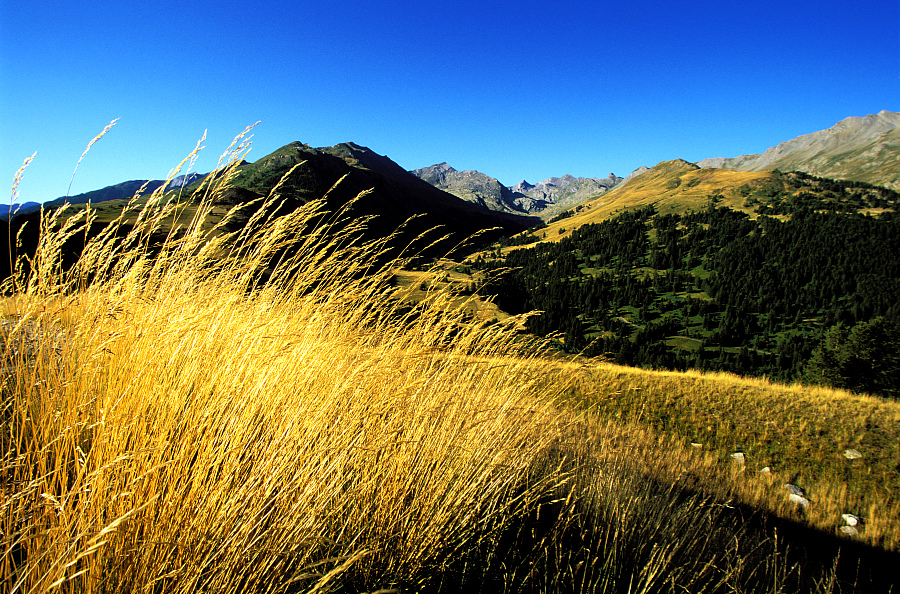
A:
[530, 163, 771, 245]
[3, 129, 896, 593]
[1, 134, 574, 593]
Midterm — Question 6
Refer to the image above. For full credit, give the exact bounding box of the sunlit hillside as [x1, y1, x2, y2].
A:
[520, 160, 896, 247]
[537, 161, 770, 241]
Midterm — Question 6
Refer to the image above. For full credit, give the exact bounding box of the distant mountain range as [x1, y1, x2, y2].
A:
[410, 163, 623, 219]
[1, 173, 207, 219]
[697, 110, 900, 189]
[6, 109, 897, 228]
[411, 110, 899, 216]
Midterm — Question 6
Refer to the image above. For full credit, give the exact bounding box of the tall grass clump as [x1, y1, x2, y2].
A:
[0, 133, 574, 593]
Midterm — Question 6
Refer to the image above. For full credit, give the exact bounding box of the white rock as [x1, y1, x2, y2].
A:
[730, 452, 745, 465]
[840, 525, 859, 536]
[844, 449, 862, 460]
[842, 514, 860, 527]
[760, 467, 772, 474]
[784, 484, 804, 496]
[691, 442, 703, 449]
[789, 493, 810, 507]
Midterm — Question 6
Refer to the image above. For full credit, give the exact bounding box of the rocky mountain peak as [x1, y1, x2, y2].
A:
[414, 166, 624, 219]
[411, 162, 459, 186]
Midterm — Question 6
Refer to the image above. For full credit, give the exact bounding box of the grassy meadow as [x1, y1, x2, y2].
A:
[552, 363, 900, 550]
[2, 133, 899, 593]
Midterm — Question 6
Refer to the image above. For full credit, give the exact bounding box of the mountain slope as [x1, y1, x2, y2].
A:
[535, 160, 770, 241]
[528, 159, 899, 244]
[697, 110, 900, 189]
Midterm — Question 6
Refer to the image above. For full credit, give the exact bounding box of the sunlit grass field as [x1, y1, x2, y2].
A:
[3, 132, 898, 593]
[551, 362, 900, 550]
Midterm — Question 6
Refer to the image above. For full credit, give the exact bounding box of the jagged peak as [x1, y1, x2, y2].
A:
[628, 166, 650, 177]
[414, 162, 458, 174]
[658, 159, 701, 170]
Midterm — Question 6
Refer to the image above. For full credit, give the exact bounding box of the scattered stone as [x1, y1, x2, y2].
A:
[690, 442, 703, 449]
[784, 484, 804, 496]
[789, 493, 810, 507]
[844, 449, 862, 460]
[840, 525, 859, 536]
[730, 452, 745, 465]
[760, 467, 772, 474]
[842, 514, 860, 527]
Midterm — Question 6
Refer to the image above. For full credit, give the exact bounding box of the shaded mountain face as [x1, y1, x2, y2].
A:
[697, 110, 900, 189]
[0, 142, 540, 280]
[0, 202, 40, 219]
[411, 164, 623, 219]
[228, 142, 540, 247]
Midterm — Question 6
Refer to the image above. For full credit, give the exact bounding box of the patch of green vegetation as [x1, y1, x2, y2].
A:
[666, 336, 705, 351]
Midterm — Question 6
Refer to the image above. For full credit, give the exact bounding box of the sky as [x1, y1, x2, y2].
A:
[2, 0, 899, 204]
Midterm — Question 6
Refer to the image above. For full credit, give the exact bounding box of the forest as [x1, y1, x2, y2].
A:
[473, 194, 900, 397]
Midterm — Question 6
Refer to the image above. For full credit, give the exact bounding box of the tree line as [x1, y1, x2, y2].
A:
[472, 202, 900, 397]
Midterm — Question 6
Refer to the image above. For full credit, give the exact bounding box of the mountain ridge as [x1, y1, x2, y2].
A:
[411, 164, 624, 219]
[697, 110, 900, 189]
[0, 141, 541, 280]
[217, 141, 542, 248]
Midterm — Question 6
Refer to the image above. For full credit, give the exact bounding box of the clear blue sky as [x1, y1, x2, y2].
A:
[2, 0, 898, 204]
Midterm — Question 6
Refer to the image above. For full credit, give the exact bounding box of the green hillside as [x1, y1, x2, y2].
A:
[472, 168, 900, 393]
[530, 161, 898, 245]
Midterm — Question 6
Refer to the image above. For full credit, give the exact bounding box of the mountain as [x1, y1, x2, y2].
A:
[536, 159, 769, 239]
[411, 164, 623, 219]
[46, 173, 209, 208]
[1, 142, 540, 279]
[227, 142, 540, 243]
[410, 163, 536, 214]
[697, 110, 900, 189]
